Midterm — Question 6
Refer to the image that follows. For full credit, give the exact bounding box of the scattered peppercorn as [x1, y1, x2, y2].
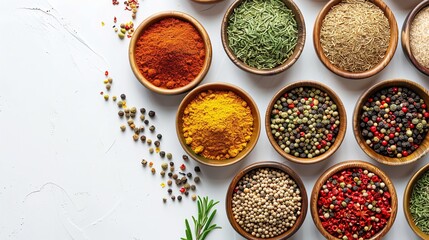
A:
[317, 168, 392, 239]
[194, 176, 200, 183]
[171, 195, 176, 201]
[120, 94, 126, 100]
[149, 162, 153, 167]
[167, 180, 172, 186]
[141, 159, 147, 166]
[270, 87, 341, 158]
[112, 96, 117, 101]
[151, 168, 156, 174]
[117, 101, 123, 108]
[163, 197, 167, 203]
[183, 155, 189, 161]
[149, 125, 155, 132]
[120, 125, 126, 131]
[181, 176, 188, 184]
[160, 170, 165, 177]
[184, 183, 191, 190]
[167, 153, 172, 160]
[180, 164, 186, 171]
[184, 191, 189, 196]
[149, 147, 154, 153]
[173, 174, 178, 180]
[160, 151, 165, 158]
[180, 187, 186, 193]
[170, 166, 175, 172]
[140, 108, 146, 114]
[154, 141, 160, 147]
[161, 163, 168, 170]
[187, 172, 192, 178]
[360, 87, 429, 158]
[157, 134, 162, 140]
[149, 110, 155, 117]
[104, 94, 109, 100]
[118, 111, 124, 117]
[106, 84, 111, 90]
[133, 134, 139, 141]
[140, 114, 145, 121]
[178, 195, 182, 201]
[194, 166, 201, 172]
[190, 185, 196, 191]
[192, 194, 197, 201]
[140, 135, 146, 142]
[168, 188, 172, 194]
[147, 139, 152, 145]
[144, 119, 149, 125]
[168, 172, 173, 178]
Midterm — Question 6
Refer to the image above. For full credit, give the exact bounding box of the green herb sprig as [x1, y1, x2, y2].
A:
[181, 196, 221, 240]
[410, 171, 429, 234]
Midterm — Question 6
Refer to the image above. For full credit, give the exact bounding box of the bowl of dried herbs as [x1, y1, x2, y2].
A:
[221, 0, 306, 75]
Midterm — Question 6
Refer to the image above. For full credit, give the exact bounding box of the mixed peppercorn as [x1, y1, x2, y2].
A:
[359, 87, 429, 158]
[232, 168, 302, 238]
[101, 71, 201, 203]
[317, 168, 392, 240]
[270, 87, 340, 158]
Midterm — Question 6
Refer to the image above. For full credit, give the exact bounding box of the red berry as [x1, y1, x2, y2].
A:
[385, 97, 391, 103]
[425, 112, 429, 118]
[370, 126, 377, 132]
[410, 123, 415, 129]
[389, 133, 394, 139]
[422, 104, 427, 109]
[402, 151, 409, 157]
[364, 117, 369, 122]
[288, 103, 295, 108]
[402, 107, 408, 113]
[382, 140, 388, 146]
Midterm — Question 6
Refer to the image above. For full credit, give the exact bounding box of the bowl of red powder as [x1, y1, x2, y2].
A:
[311, 160, 398, 240]
[129, 12, 212, 95]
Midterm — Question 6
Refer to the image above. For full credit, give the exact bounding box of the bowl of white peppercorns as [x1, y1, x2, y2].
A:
[265, 80, 347, 164]
[226, 161, 308, 239]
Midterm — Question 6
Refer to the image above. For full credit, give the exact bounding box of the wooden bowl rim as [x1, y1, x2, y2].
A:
[226, 161, 308, 240]
[265, 80, 347, 164]
[129, 11, 212, 95]
[310, 160, 398, 240]
[175, 82, 261, 167]
[403, 162, 429, 239]
[401, 0, 429, 76]
[191, 0, 225, 3]
[221, 0, 306, 75]
[352, 79, 429, 165]
[313, 0, 398, 79]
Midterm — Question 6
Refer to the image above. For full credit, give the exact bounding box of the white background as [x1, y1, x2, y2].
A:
[0, 0, 427, 239]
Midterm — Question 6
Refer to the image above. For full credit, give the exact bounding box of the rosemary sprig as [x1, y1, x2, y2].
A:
[181, 196, 221, 240]
[410, 171, 429, 234]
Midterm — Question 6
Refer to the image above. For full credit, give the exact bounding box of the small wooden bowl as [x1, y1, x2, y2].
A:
[402, 0, 429, 76]
[221, 0, 306, 75]
[176, 82, 260, 167]
[226, 161, 308, 239]
[404, 162, 429, 239]
[313, 0, 398, 79]
[311, 160, 398, 240]
[353, 79, 429, 165]
[265, 81, 347, 164]
[129, 11, 212, 95]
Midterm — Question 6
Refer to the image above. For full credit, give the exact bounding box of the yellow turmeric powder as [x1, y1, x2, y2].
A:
[182, 90, 254, 160]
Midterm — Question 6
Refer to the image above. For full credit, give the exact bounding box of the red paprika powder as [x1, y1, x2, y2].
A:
[134, 17, 205, 89]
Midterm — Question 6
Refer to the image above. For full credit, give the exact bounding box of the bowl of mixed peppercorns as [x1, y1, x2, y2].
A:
[265, 81, 347, 164]
[353, 79, 429, 165]
[226, 161, 308, 239]
[311, 160, 398, 240]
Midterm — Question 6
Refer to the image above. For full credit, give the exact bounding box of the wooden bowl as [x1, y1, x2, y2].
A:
[265, 81, 347, 164]
[402, 0, 429, 76]
[404, 162, 429, 239]
[313, 0, 398, 79]
[353, 79, 429, 165]
[221, 0, 306, 75]
[176, 82, 260, 166]
[226, 161, 308, 239]
[311, 160, 398, 240]
[129, 11, 212, 95]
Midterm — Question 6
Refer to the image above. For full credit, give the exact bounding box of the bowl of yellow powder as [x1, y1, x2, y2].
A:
[176, 83, 261, 166]
[402, 0, 429, 76]
[314, 0, 398, 79]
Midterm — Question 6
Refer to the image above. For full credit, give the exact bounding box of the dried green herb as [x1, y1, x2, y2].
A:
[227, 0, 298, 69]
[410, 171, 429, 234]
[181, 196, 221, 240]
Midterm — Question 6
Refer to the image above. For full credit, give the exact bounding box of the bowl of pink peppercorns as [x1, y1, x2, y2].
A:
[311, 160, 398, 240]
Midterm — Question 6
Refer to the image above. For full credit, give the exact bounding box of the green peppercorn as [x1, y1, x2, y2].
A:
[140, 115, 145, 121]
[149, 125, 155, 132]
[112, 96, 117, 101]
[106, 84, 111, 90]
[166, 153, 172, 160]
[161, 163, 168, 170]
[192, 194, 197, 201]
[130, 107, 137, 113]
[194, 176, 200, 183]
[147, 139, 152, 145]
[149, 148, 154, 153]
[160, 170, 165, 177]
[133, 134, 139, 141]
[184, 183, 191, 190]
[103, 94, 109, 100]
[117, 101, 123, 108]
[120, 125, 126, 131]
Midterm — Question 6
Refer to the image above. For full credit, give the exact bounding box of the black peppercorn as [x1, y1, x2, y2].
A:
[120, 94, 126, 100]
[182, 155, 189, 161]
[194, 166, 201, 172]
[194, 176, 200, 183]
[160, 151, 165, 158]
[187, 172, 192, 178]
[140, 108, 146, 114]
[157, 134, 162, 140]
[177, 196, 182, 201]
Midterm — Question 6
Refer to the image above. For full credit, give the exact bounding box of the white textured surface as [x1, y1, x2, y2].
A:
[0, 0, 427, 239]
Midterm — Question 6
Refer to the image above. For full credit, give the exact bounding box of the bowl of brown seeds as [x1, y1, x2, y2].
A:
[402, 0, 429, 76]
[265, 81, 347, 164]
[314, 0, 398, 79]
[226, 161, 308, 239]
